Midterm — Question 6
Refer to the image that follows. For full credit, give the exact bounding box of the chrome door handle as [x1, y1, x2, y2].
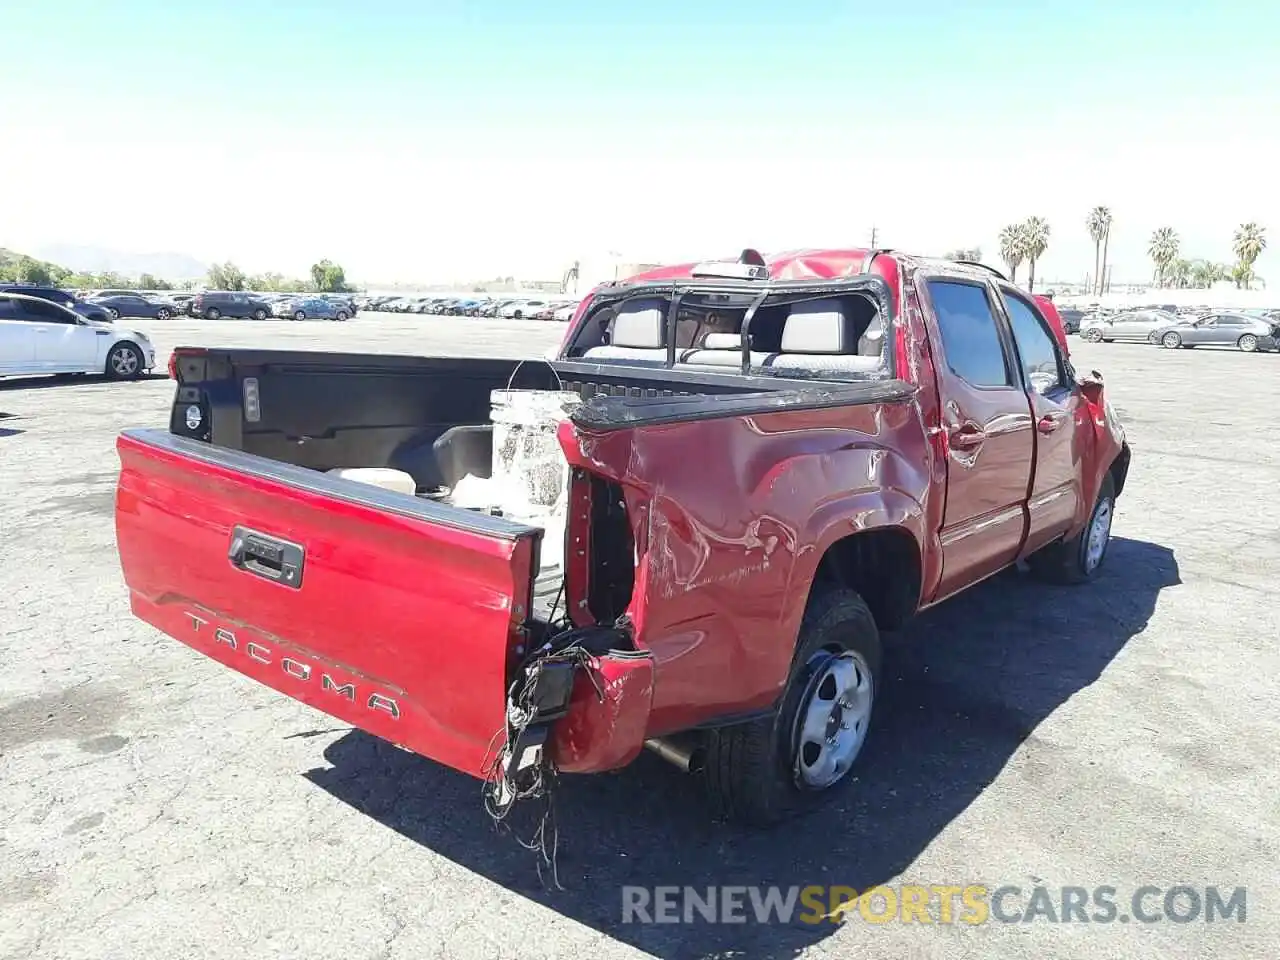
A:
[948, 424, 987, 451]
[1037, 413, 1067, 434]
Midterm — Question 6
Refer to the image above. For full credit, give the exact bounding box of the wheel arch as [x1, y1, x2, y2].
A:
[809, 525, 924, 632]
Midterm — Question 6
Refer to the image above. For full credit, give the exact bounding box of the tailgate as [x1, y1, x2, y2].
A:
[115, 427, 541, 778]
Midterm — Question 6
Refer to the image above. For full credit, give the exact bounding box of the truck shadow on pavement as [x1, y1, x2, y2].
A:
[307, 535, 1179, 960]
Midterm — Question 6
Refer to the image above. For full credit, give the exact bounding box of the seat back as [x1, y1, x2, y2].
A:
[679, 332, 772, 368]
[581, 298, 669, 364]
[762, 299, 886, 374]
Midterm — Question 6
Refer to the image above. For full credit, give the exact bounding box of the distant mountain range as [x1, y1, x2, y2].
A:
[31, 243, 209, 281]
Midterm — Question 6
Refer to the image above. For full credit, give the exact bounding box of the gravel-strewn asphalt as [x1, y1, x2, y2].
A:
[1, 313, 1277, 960]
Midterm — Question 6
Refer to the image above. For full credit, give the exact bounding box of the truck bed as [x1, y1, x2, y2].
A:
[119, 347, 918, 780]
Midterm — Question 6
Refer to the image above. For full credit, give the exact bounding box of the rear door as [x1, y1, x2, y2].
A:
[998, 287, 1086, 556]
[115, 428, 544, 778]
[918, 276, 1035, 600]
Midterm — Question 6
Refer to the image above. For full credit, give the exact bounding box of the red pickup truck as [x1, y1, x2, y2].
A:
[114, 248, 1129, 825]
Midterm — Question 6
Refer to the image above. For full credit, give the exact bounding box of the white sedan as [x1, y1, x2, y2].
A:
[0, 292, 156, 380]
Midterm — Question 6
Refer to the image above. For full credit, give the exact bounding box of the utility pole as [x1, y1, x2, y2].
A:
[869, 225, 879, 248]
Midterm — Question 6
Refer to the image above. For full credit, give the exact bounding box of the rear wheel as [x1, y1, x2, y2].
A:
[1161, 331, 1182, 349]
[702, 586, 881, 825]
[1028, 473, 1116, 584]
[105, 342, 144, 381]
[1238, 334, 1258, 353]
[204, 308, 221, 320]
[1083, 328, 1103, 343]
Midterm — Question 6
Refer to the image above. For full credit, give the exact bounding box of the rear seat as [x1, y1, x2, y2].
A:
[679, 300, 886, 374]
[581, 299, 669, 365]
[760, 299, 885, 374]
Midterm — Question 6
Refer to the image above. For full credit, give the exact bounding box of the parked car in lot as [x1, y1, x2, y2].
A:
[89, 293, 177, 321]
[0, 283, 113, 324]
[275, 297, 352, 321]
[1152, 311, 1279, 352]
[0, 292, 155, 379]
[114, 247, 1129, 828]
[1079, 309, 1179, 343]
[501, 299, 550, 319]
[191, 291, 273, 320]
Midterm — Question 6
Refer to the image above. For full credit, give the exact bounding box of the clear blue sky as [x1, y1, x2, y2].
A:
[3, 0, 1277, 285]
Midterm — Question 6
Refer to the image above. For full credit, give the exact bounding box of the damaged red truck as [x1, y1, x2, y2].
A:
[114, 249, 1129, 825]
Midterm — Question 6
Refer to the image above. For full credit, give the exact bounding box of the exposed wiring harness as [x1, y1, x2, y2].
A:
[481, 624, 615, 888]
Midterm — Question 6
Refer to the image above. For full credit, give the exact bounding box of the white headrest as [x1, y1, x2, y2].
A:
[610, 299, 665, 348]
[702, 332, 744, 350]
[782, 299, 850, 354]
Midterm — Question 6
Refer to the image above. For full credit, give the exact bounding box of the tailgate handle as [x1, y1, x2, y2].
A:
[228, 526, 305, 588]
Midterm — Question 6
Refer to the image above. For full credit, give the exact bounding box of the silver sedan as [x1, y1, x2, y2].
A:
[1080, 309, 1180, 343]
[1153, 312, 1279, 352]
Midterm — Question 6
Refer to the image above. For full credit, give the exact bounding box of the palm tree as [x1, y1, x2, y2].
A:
[1020, 217, 1050, 292]
[1230, 261, 1257, 290]
[999, 224, 1026, 282]
[1189, 259, 1223, 288]
[1231, 223, 1266, 290]
[1086, 206, 1112, 295]
[1147, 227, 1180, 286]
[1166, 259, 1192, 289]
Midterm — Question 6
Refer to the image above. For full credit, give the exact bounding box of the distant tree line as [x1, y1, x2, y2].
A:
[0, 248, 354, 295]
[207, 259, 351, 293]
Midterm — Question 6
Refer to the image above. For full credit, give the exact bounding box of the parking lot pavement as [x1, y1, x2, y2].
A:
[1, 323, 1277, 960]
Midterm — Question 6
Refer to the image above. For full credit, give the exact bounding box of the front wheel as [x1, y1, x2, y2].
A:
[1238, 334, 1258, 353]
[294, 310, 307, 321]
[107, 307, 120, 320]
[156, 307, 171, 320]
[105, 342, 144, 381]
[335, 311, 349, 321]
[1028, 473, 1116, 584]
[1162, 331, 1182, 349]
[1082, 328, 1103, 343]
[252, 308, 268, 321]
[204, 308, 221, 320]
[702, 586, 881, 825]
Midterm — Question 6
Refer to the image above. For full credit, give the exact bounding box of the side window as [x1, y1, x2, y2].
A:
[1002, 292, 1065, 396]
[926, 280, 1012, 387]
[0, 299, 17, 320]
[20, 299, 77, 323]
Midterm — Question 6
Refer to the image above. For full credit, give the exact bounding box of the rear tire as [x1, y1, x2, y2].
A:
[105, 342, 144, 381]
[1083, 328, 1103, 343]
[1238, 334, 1258, 353]
[702, 586, 882, 825]
[1028, 473, 1116, 584]
[204, 308, 221, 320]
